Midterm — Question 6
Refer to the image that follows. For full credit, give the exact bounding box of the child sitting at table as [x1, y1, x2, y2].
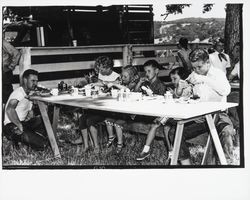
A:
[168, 48, 235, 165]
[72, 56, 120, 153]
[90, 55, 120, 89]
[136, 67, 192, 161]
[104, 65, 140, 153]
[134, 59, 166, 96]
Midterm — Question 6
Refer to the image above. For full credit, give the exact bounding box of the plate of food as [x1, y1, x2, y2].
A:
[29, 86, 52, 97]
[174, 96, 200, 104]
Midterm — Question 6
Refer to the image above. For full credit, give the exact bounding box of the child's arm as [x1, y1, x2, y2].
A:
[186, 72, 230, 97]
[104, 77, 122, 88]
[134, 77, 147, 92]
[91, 80, 105, 87]
[175, 80, 187, 97]
[107, 82, 127, 90]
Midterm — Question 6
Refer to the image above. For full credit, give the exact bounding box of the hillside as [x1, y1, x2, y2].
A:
[154, 17, 225, 44]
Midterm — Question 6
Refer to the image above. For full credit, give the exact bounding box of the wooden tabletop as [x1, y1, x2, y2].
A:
[31, 94, 238, 120]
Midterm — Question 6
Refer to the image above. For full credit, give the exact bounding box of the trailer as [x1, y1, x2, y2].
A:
[4, 5, 154, 47]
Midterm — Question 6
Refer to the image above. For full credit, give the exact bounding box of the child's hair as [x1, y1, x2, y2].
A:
[143, 59, 160, 69]
[189, 48, 209, 63]
[122, 65, 138, 78]
[179, 37, 189, 50]
[214, 37, 224, 47]
[94, 56, 114, 69]
[23, 69, 39, 79]
[169, 67, 189, 80]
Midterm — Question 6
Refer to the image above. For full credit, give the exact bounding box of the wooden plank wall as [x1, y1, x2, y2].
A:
[13, 43, 212, 89]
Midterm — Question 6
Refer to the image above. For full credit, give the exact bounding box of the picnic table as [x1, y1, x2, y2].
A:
[31, 93, 237, 165]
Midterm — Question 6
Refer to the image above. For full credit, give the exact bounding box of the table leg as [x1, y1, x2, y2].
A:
[202, 114, 217, 165]
[52, 105, 60, 133]
[205, 114, 227, 165]
[170, 122, 184, 165]
[201, 135, 211, 165]
[37, 101, 61, 158]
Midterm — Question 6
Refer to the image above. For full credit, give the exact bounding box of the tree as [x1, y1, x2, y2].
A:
[224, 4, 242, 67]
[163, 4, 242, 67]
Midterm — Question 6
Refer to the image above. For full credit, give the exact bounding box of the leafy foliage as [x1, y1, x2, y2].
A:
[161, 4, 191, 19]
[202, 4, 214, 13]
[154, 18, 225, 43]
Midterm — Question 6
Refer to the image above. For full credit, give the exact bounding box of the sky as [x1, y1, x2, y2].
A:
[0, 1, 227, 22]
[153, 2, 227, 21]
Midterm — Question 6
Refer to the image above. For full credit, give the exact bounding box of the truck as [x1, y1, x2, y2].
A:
[3, 5, 154, 47]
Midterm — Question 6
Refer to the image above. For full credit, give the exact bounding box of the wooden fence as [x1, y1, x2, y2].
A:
[13, 43, 212, 88]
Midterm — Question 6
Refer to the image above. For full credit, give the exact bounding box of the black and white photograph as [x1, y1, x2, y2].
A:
[0, 0, 249, 199]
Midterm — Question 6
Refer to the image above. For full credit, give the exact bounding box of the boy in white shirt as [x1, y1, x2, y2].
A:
[169, 48, 235, 165]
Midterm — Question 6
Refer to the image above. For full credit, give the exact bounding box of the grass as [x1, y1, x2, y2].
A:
[1, 107, 240, 168]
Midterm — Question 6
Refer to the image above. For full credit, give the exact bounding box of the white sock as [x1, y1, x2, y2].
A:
[142, 145, 150, 153]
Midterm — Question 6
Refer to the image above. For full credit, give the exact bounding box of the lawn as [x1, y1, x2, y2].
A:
[1, 106, 240, 168]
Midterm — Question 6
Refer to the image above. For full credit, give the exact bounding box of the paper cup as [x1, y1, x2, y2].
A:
[111, 89, 118, 98]
[72, 40, 77, 47]
[51, 88, 58, 96]
[71, 88, 78, 96]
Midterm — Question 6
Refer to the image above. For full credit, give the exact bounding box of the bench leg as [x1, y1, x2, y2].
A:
[170, 122, 184, 165]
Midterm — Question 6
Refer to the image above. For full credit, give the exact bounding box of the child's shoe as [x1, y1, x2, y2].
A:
[70, 137, 83, 145]
[136, 151, 150, 161]
[105, 136, 116, 148]
[116, 143, 125, 154]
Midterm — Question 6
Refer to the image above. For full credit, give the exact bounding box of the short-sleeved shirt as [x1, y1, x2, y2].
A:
[209, 51, 230, 74]
[98, 71, 120, 82]
[4, 87, 33, 125]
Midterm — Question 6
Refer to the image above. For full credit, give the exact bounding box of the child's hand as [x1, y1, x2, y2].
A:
[167, 87, 174, 94]
[139, 77, 148, 83]
[25, 110, 34, 121]
[178, 80, 186, 89]
[186, 73, 204, 85]
[106, 83, 113, 88]
[142, 86, 153, 96]
[87, 83, 95, 88]
[88, 71, 95, 78]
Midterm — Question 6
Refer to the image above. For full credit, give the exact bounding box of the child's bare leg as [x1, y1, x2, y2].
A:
[114, 125, 123, 145]
[136, 123, 160, 160]
[81, 128, 89, 151]
[89, 125, 99, 149]
[105, 119, 117, 148]
[114, 125, 124, 153]
[163, 125, 172, 151]
[105, 120, 115, 139]
[145, 123, 160, 147]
